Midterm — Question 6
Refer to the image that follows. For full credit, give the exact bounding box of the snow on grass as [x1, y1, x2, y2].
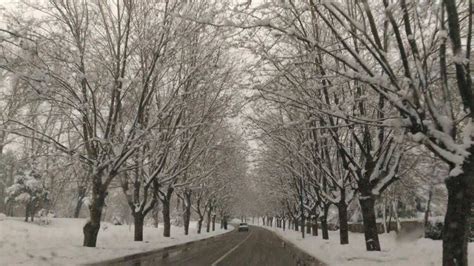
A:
[0, 217, 232, 265]
[258, 225, 474, 266]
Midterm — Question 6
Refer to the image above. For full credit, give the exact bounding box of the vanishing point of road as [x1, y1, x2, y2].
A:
[92, 225, 324, 266]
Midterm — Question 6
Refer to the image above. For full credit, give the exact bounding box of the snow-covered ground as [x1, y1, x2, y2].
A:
[258, 225, 474, 266]
[0, 217, 231, 265]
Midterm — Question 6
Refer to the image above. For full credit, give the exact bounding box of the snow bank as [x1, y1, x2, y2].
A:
[0, 217, 231, 265]
[259, 225, 474, 266]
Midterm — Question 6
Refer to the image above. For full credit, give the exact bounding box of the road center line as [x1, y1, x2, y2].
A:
[211, 232, 253, 266]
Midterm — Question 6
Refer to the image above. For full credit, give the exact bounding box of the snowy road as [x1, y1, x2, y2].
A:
[91, 226, 324, 266]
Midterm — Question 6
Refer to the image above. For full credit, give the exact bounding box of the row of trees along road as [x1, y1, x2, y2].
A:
[0, 0, 247, 247]
[231, 0, 472, 265]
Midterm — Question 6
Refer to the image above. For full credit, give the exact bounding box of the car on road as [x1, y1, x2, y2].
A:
[238, 223, 249, 232]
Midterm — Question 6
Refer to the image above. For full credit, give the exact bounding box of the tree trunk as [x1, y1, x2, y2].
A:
[338, 202, 349, 244]
[424, 189, 433, 230]
[382, 200, 388, 233]
[393, 201, 401, 232]
[30, 205, 35, 222]
[133, 213, 144, 241]
[212, 215, 216, 231]
[301, 215, 305, 238]
[387, 206, 393, 234]
[439, 0, 474, 262]
[83, 192, 105, 247]
[73, 197, 84, 218]
[223, 216, 228, 230]
[152, 202, 159, 228]
[161, 187, 174, 238]
[294, 219, 299, 232]
[162, 199, 171, 237]
[206, 206, 212, 233]
[442, 170, 473, 266]
[359, 196, 381, 251]
[197, 216, 203, 234]
[74, 186, 86, 218]
[321, 204, 329, 240]
[283, 219, 286, 231]
[306, 221, 311, 234]
[183, 192, 191, 235]
[312, 215, 318, 236]
[24, 203, 30, 222]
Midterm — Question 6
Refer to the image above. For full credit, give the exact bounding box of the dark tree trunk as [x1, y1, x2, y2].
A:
[24, 203, 30, 222]
[162, 199, 171, 237]
[442, 168, 473, 266]
[83, 193, 105, 247]
[152, 202, 159, 228]
[338, 202, 349, 245]
[294, 219, 299, 232]
[183, 192, 191, 235]
[30, 205, 35, 222]
[206, 205, 212, 233]
[321, 204, 330, 240]
[223, 216, 228, 230]
[161, 187, 174, 238]
[74, 197, 84, 218]
[133, 213, 144, 241]
[212, 215, 216, 231]
[283, 219, 286, 231]
[197, 216, 203, 234]
[424, 189, 432, 230]
[433, 0, 473, 263]
[306, 221, 311, 234]
[387, 205, 393, 234]
[312, 216, 318, 236]
[74, 187, 86, 218]
[301, 215, 305, 238]
[359, 196, 381, 251]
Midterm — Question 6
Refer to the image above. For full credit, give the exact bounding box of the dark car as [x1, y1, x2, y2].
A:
[238, 222, 249, 232]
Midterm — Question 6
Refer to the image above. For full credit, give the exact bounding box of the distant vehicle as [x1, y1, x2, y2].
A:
[238, 222, 249, 232]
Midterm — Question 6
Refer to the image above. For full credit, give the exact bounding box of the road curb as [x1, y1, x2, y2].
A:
[260, 226, 327, 266]
[82, 227, 235, 266]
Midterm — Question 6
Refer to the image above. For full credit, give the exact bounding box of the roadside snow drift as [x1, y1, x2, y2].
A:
[0, 217, 231, 265]
[260, 225, 474, 266]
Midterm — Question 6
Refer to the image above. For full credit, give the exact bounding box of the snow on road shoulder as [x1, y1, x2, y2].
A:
[0, 217, 232, 266]
[257, 225, 474, 266]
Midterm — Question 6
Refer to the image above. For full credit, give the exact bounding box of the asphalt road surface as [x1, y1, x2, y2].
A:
[96, 225, 324, 266]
